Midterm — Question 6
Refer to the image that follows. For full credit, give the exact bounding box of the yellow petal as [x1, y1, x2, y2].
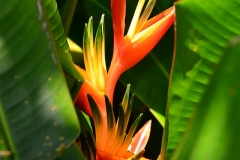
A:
[67, 38, 83, 53]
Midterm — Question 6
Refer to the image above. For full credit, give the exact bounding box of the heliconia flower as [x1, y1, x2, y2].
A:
[74, 15, 107, 117]
[83, 84, 152, 160]
[106, 0, 175, 101]
[74, 0, 175, 117]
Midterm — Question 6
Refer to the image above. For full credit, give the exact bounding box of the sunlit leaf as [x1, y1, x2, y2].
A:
[171, 37, 240, 160]
[162, 0, 240, 159]
[45, 0, 72, 60]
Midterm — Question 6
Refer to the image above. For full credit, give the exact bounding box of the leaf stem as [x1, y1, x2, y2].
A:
[150, 53, 169, 79]
[0, 101, 16, 159]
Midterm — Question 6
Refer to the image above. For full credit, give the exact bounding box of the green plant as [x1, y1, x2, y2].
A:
[1, 0, 240, 160]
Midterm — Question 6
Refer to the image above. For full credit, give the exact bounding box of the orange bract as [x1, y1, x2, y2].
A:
[86, 85, 152, 160]
[106, 3, 175, 102]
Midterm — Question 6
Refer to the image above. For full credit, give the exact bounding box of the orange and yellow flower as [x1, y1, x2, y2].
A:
[73, 1, 175, 159]
[86, 85, 152, 160]
[74, 0, 175, 118]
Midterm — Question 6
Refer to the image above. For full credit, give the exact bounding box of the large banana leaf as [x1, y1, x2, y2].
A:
[0, 0, 80, 159]
[171, 37, 240, 160]
[45, 0, 72, 60]
[45, 0, 85, 96]
[162, 0, 240, 159]
[55, 142, 86, 160]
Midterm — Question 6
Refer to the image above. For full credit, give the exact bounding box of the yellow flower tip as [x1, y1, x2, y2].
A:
[127, 0, 156, 38]
[141, 6, 175, 31]
[82, 15, 107, 93]
[67, 38, 83, 53]
[74, 15, 109, 121]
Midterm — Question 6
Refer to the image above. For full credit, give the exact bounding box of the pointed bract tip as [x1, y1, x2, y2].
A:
[128, 120, 152, 154]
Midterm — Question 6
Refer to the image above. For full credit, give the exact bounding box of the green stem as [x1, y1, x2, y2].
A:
[150, 53, 170, 79]
[0, 101, 16, 159]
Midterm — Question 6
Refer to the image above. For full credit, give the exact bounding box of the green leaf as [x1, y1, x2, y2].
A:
[76, 108, 92, 134]
[45, 0, 72, 60]
[55, 142, 86, 160]
[57, 39, 83, 81]
[56, 43, 84, 101]
[171, 37, 240, 160]
[0, 0, 79, 159]
[85, 0, 111, 16]
[75, 108, 95, 159]
[163, 0, 240, 159]
[59, 0, 78, 36]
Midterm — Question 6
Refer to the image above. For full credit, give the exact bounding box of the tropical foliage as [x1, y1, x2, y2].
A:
[1, 0, 240, 160]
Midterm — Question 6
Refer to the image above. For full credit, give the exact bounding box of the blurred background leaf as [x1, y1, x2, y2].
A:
[171, 37, 240, 160]
[59, 0, 78, 36]
[162, 0, 240, 159]
[55, 142, 86, 160]
[0, 0, 80, 159]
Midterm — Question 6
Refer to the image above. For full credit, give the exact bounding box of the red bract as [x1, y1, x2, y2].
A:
[106, 0, 175, 102]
